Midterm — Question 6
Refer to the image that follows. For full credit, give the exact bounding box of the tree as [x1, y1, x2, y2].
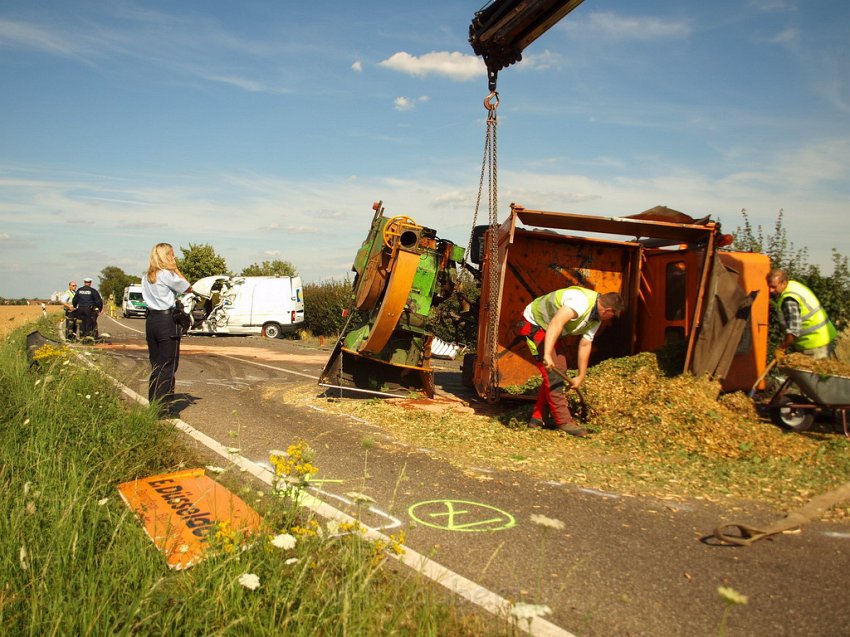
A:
[176, 243, 229, 284]
[731, 208, 850, 344]
[240, 259, 297, 277]
[98, 266, 140, 305]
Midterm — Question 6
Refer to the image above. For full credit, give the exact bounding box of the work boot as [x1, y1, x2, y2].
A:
[555, 421, 587, 437]
[528, 417, 545, 429]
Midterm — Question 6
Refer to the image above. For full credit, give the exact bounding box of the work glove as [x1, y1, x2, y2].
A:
[773, 348, 786, 363]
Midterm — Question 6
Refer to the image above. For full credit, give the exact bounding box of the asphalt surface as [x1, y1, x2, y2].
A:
[92, 314, 850, 637]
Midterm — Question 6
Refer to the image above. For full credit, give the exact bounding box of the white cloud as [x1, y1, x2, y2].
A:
[0, 19, 98, 58]
[517, 49, 563, 72]
[394, 96, 414, 111]
[378, 51, 485, 81]
[392, 95, 429, 111]
[351, 60, 362, 72]
[564, 12, 692, 41]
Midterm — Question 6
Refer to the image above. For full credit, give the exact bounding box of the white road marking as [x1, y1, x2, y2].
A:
[76, 338, 576, 637]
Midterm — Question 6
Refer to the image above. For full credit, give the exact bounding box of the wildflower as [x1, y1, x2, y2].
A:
[326, 520, 341, 536]
[227, 447, 241, 454]
[510, 602, 552, 621]
[97, 497, 109, 506]
[271, 533, 297, 550]
[270, 442, 318, 486]
[23, 418, 30, 426]
[19, 546, 28, 571]
[205, 465, 226, 474]
[23, 482, 31, 496]
[34, 379, 41, 386]
[530, 514, 565, 530]
[85, 394, 91, 400]
[285, 557, 299, 565]
[238, 573, 261, 591]
[178, 544, 190, 554]
[718, 586, 748, 606]
[345, 491, 375, 504]
[62, 359, 70, 366]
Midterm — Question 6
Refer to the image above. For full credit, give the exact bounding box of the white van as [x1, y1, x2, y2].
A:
[122, 284, 147, 318]
[182, 275, 304, 338]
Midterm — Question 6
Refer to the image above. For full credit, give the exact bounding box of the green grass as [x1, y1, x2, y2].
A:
[0, 318, 510, 636]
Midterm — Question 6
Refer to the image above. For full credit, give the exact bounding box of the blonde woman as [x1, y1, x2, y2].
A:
[141, 243, 192, 417]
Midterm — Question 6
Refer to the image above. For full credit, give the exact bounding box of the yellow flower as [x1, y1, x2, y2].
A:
[717, 586, 748, 606]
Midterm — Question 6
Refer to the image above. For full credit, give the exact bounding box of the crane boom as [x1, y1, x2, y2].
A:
[469, 0, 585, 91]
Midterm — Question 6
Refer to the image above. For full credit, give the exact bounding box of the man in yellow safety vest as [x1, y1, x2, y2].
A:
[766, 269, 836, 360]
[517, 286, 625, 436]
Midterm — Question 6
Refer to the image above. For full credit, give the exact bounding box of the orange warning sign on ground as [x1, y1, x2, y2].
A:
[118, 468, 262, 570]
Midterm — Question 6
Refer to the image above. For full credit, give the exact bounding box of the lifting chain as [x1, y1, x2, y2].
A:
[466, 92, 501, 402]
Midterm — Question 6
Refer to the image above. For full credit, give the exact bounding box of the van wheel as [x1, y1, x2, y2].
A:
[263, 323, 282, 339]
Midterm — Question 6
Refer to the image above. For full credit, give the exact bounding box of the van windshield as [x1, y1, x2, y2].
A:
[129, 292, 144, 301]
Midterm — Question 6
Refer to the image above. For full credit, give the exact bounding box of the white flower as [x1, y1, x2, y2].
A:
[227, 447, 241, 454]
[178, 544, 190, 554]
[326, 520, 341, 536]
[62, 359, 70, 366]
[19, 546, 28, 571]
[23, 481, 31, 496]
[205, 465, 226, 474]
[271, 533, 297, 550]
[285, 557, 299, 565]
[97, 498, 109, 506]
[34, 379, 41, 386]
[23, 418, 30, 426]
[510, 602, 552, 621]
[530, 514, 565, 530]
[345, 491, 375, 504]
[238, 573, 261, 590]
[85, 394, 91, 400]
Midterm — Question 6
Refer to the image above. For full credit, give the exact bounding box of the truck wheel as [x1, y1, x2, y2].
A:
[263, 323, 282, 339]
[769, 394, 816, 432]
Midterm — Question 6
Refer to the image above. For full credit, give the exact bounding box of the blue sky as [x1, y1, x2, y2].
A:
[1, 0, 848, 298]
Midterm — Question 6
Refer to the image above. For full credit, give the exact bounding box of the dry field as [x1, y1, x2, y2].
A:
[0, 305, 58, 341]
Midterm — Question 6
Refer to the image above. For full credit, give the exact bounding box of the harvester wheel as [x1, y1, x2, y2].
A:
[382, 215, 417, 248]
[354, 252, 389, 310]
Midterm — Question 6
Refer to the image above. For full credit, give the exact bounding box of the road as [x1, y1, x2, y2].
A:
[93, 314, 849, 637]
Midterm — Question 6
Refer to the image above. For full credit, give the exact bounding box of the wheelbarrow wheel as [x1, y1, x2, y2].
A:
[770, 394, 816, 432]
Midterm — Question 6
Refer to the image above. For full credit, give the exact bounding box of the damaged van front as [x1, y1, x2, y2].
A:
[181, 275, 304, 339]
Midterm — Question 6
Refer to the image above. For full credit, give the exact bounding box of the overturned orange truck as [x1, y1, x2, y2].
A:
[469, 203, 771, 399]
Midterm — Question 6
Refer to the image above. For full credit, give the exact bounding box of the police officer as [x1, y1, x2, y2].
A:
[60, 280, 78, 340]
[142, 243, 193, 417]
[73, 277, 103, 339]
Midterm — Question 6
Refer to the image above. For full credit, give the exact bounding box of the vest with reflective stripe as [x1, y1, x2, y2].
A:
[777, 280, 836, 350]
[530, 287, 599, 337]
